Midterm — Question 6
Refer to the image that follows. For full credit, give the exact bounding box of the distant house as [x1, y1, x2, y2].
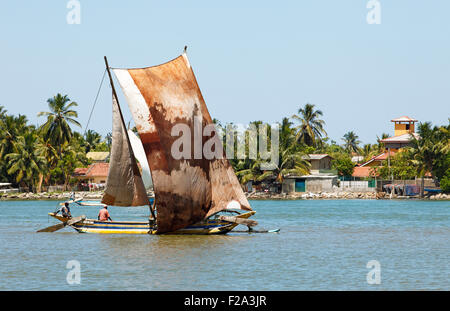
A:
[301, 154, 333, 174]
[73, 163, 109, 186]
[380, 116, 419, 150]
[387, 116, 417, 137]
[282, 174, 338, 193]
[357, 150, 396, 169]
[351, 115, 419, 179]
[86, 151, 110, 163]
[380, 132, 420, 150]
[282, 154, 337, 193]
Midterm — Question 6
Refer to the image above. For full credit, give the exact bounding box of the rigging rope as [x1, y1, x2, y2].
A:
[83, 68, 107, 136]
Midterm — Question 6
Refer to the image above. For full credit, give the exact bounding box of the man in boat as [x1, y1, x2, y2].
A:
[98, 205, 112, 221]
[56, 202, 72, 218]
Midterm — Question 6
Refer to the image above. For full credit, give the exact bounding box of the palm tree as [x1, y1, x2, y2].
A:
[37, 94, 81, 190]
[236, 160, 265, 185]
[84, 129, 102, 153]
[105, 132, 112, 151]
[58, 144, 86, 190]
[0, 112, 30, 184]
[409, 122, 448, 197]
[0, 105, 6, 118]
[291, 103, 327, 147]
[0, 114, 29, 158]
[236, 145, 310, 184]
[361, 143, 377, 161]
[376, 133, 390, 153]
[342, 131, 361, 154]
[280, 117, 295, 151]
[275, 146, 311, 182]
[431, 120, 450, 181]
[236, 117, 311, 185]
[37, 93, 81, 154]
[36, 135, 60, 192]
[5, 132, 46, 191]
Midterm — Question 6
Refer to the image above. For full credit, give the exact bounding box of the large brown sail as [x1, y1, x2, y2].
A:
[112, 52, 251, 233]
[101, 93, 149, 207]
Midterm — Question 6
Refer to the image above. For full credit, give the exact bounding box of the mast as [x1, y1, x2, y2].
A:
[103, 56, 156, 220]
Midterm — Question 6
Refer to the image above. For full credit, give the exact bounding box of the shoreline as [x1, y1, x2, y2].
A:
[0, 191, 104, 201]
[247, 191, 449, 200]
[1, 191, 449, 201]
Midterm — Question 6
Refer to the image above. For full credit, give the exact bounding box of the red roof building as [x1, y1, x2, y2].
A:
[358, 151, 396, 168]
[349, 116, 420, 180]
[73, 163, 109, 184]
[352, 166, 379, 178]
[73, 167, 88, 176]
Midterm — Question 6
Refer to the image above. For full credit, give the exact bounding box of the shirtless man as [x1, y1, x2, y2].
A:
[98, 205, 112, 221]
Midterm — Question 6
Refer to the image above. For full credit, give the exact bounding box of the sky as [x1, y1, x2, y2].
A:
[1, 0, 449, 145]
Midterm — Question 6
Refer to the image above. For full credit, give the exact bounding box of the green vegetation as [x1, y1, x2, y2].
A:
[373, 151, 417, 180]
[408, 121, 450, 195]
[342, 131, 361, 154]
[369, 121, 450, 194]
[0, 94, 110, 192]
[331, 153, 354, 177]
[0, 97, 449, 193]
[440, 170, 450, 193]
[291, 103, 327, 147]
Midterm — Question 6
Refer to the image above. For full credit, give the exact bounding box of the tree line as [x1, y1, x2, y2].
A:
[218, 105, 449, 193]
[0, 94, 110, 192]
[0, 94, 449, 193]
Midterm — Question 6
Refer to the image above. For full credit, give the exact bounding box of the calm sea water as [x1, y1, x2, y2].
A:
[0, 199, 448, 291]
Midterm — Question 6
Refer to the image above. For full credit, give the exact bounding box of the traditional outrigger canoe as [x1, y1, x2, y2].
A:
[38, 48, 275, 235]
[46, 210, 256, 234]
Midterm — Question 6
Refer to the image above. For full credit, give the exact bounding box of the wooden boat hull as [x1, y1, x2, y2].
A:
[48, 211, 255, 235]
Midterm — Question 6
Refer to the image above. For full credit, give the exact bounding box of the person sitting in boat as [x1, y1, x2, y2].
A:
[60, 202, 72, 218]
[98, 205, 112, 221]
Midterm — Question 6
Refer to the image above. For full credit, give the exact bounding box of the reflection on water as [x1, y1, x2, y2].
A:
[0, 199, 449, 290]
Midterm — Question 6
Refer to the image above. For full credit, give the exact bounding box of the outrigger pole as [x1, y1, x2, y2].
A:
[37, 215, 86, 233]
[103, 56, 157, 220]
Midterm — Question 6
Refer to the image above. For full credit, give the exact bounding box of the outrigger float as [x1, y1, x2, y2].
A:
[38, 48, 279, 235]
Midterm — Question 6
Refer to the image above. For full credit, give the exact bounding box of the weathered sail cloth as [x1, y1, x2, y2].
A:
[101, 94, 149, 207]
[128, 129, 153, 189]
[113, 53, 251, 233]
